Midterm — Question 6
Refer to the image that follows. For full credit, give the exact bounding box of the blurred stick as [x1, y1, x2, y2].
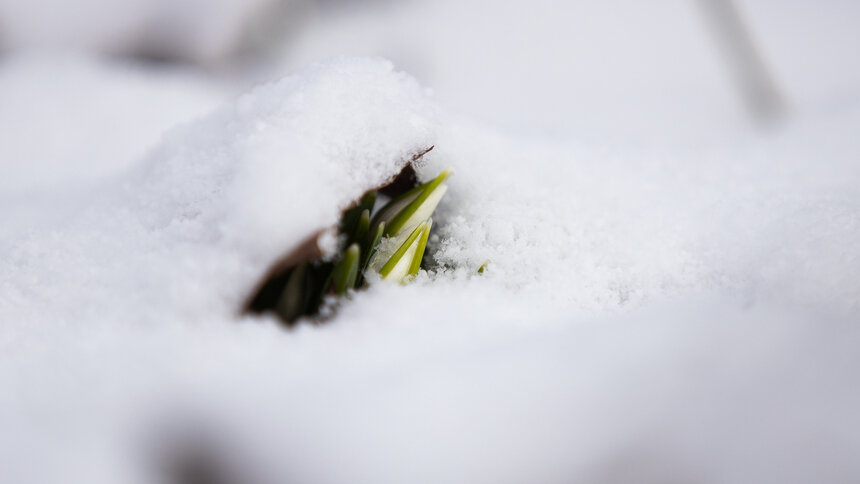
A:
[698, 0, 786, 122]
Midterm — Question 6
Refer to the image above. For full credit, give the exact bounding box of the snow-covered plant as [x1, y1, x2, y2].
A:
[247, 167, 450, 326]
[331, 168, 449, 288]
[366, 169, 449, 283]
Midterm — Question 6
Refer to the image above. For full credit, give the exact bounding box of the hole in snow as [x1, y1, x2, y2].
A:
[242, 147, 442, 328]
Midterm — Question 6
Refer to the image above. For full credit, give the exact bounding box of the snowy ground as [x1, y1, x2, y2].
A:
[1, 1, 859, 483]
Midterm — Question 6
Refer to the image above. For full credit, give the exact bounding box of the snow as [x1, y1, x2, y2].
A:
[1, 1, 860, 483]
[0, 53, 225, 197]
[2, 57, 437, 325]
[426, 109, 860, 313]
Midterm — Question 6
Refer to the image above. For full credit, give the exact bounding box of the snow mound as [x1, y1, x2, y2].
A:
[419, 113, 860, 314]
[2, 57, 438, 327]
[1, 55, 859, 484]
[129, 56, 438, 260]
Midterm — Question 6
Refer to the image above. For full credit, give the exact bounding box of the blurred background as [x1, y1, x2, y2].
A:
[2, 0, 858, 196]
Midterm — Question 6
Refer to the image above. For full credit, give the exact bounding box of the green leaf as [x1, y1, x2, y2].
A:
[363, 221, 384, 270]
[379, 222, 426, 282]
[276, 262, 308, 322]
[384, 169, 450, 236]
[359, 190, 377, 214]
[409, 218, 432, 276]
[370, 191, 418, 237]
[357, 221, 384, 287]
[352, 209, 370, 249]
[341, 191, 377, 239]
[331, 243, 360, 295]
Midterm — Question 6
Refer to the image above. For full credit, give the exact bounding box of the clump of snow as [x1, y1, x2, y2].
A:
[421, 105, 860, 313]
[2, 56, 438, 326]
[1, 53, 859, 484]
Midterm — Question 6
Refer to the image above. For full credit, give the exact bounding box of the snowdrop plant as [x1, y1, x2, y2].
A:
[367, 169, 449, 283]
[248, 168, 450, 326]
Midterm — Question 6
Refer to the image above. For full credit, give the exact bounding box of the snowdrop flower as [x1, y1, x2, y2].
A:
[373, 218, 433, 283]
[371, 169, 450, 238]
[367, 169, 449, 283]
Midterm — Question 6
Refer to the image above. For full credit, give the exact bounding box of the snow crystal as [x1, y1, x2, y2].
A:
[423, 108, 860, 313]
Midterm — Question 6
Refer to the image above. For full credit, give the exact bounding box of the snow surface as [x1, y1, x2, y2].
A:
[0, 53, 226, 197]
[1, 55, 858, 484]
[2, 1, 860, 482]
